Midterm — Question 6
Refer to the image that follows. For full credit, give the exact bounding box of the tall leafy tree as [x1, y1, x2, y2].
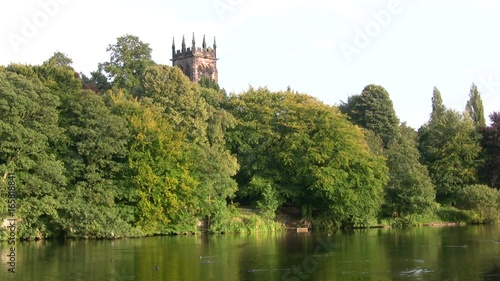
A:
[25, 57, 138, 238]
[0, 67, 66, 239]
[43, 51, 73, 67]
[384, 123, 435, 219]
[101, 34, 155, 96]
[224, 87, 284, 210]
[479, 112, 500, 189]
[465, 83, 486, 128]
[226, 88, 388, 227]
[418, 108, 482, 204]
[60, 89, 133, 238]
[141, 65, 239, 232]
[431, 87, 446, 120]
[419, 86, 446, 171]
[143, 65, 209, 142]
[120, 97, 199, 234]
[339, 84, 399, 147]
[195, 85, 239, 230]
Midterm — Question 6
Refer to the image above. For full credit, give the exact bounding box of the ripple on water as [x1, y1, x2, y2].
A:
[399, 268, 434, 279]
[403, 259, 424, 263]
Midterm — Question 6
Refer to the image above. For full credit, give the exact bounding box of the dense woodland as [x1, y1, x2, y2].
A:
[1, 35, 499, 240]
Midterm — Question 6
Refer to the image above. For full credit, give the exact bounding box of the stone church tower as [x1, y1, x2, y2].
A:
[171, 34, 218, 83]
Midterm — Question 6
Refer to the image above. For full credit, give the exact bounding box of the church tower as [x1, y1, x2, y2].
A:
[171, 34, 218, 83]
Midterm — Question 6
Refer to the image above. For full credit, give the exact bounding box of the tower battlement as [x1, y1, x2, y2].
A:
[171, 34, 218, 83]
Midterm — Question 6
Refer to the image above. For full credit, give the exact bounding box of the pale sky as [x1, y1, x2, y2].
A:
[1, 0, 499, 129]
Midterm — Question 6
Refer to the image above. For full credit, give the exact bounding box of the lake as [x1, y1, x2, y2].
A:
[1, 224, 499, 280]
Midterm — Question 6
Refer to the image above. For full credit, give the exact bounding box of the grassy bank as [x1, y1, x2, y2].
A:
[208, 207, 284, 234]
[379, 204, 499, 228]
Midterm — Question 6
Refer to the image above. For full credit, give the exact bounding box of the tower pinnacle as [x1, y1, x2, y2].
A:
[213, 37, 217, 56]
[192, 32, 196, 51]
[172, 37, 175, 57]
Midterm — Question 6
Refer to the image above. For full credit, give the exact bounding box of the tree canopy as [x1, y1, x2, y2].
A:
[100, 34, 155, 96]
[465, 84, 486, 128]
[479, 112, 500, 189]
[339, 84, 399, 147]
[384, 123, 435, 219]
[225, 88, 388, 227]
[0, 35, 499, 240]
[418, 92, 482, 204]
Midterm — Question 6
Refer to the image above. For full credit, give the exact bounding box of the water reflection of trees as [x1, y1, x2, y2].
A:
[482, 265, 500, 281]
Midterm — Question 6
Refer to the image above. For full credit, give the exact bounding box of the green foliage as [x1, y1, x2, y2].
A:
[142, 65, 209, 142]
[2, 37, 499, 241]
[380, 205, 470, 226]
[479, 112, 500, 189]
[418, 108, 482, 204]
[433, 206, 470, 223]
[431, 87, 445, 120]
[43, 51, 73, 67]
[384, 123, 435, 218]
[361, 128, 385, 156]
[101, 34, 155, 96]
[81, 66, 112, 93]
[209, 206, 284, 233]
[389, 216, 416, 228]
[251, 176, 283, 220]
[6, 62, 82, 105]
[339, 84, 399, 147]
[0, 62, 140, 239]
[0, 68, 67, 240]
[198, 77, 220, 91]
[226, 88, 388, 228]
[205, 201, 233, 233]
[465, 84, 486, 128]
[457, 184, 500, 223]
[140, 64, 239, 233]
[60, 89, 134, 238]
[125, 99, 199, 234]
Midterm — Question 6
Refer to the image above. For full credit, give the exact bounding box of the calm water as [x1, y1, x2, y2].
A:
[1, 225, 499, 281]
